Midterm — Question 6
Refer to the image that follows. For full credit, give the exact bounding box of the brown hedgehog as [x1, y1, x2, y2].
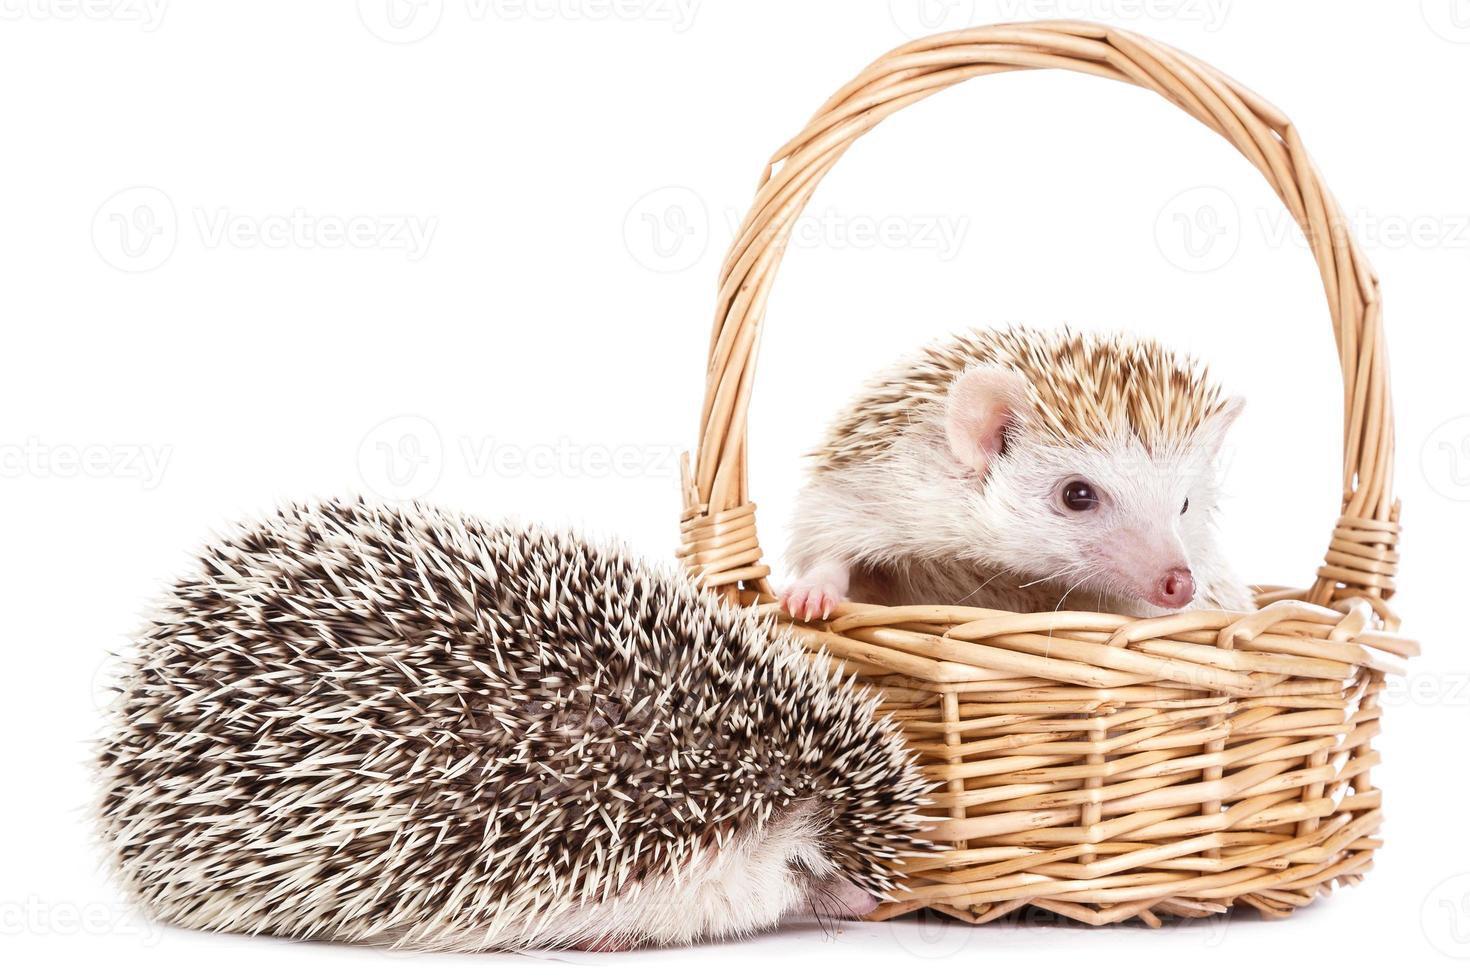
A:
[96, 499, 931, 951]
[781, 326, 1254, 620]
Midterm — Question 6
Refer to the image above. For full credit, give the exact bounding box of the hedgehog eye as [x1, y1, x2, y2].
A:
[1181, 497, 1190, 515]
[1060, 481, 1099, 513]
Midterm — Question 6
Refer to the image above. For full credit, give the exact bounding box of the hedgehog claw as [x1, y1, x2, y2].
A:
[780, 581, 845, 622]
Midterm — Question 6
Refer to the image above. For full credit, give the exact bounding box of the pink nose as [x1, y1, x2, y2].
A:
[821, 877, 879, 919]
[1149, 567, 1195, 609]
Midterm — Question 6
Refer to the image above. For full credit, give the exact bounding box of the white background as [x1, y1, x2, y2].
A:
[3, 0, 1468, 975]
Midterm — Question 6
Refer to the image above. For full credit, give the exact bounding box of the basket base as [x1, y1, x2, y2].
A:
[872, 851, 1373, 926]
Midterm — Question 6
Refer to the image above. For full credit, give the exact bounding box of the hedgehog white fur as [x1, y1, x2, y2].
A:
[783, 327, 1255, 621]
[96, 499, 931, 951]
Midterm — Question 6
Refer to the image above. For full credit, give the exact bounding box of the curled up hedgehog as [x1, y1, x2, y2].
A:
[96, 500, 931, 952]
[782, 326, 1255, 621]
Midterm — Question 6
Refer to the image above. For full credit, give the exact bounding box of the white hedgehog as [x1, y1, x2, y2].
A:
[96, 500, 931, 952]
[782, 327, 1254, 621]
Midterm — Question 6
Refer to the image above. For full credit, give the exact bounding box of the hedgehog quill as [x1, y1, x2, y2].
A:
[782, 327, 1253, 620]
[96, 500, 931, 951]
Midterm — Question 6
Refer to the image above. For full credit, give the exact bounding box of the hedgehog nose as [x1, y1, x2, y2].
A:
[1151, 567, 1195, 609]
[820, 876, 879, 919]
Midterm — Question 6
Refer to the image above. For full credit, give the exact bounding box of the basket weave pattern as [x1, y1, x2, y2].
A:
[678, 21, 1414, 924]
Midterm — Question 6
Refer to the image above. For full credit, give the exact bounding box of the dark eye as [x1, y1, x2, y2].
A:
[1061, 481, 1099, 512]
[1181, 498, 1190, 515]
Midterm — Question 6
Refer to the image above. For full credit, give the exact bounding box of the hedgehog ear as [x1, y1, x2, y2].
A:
[944, 366, 1029, 477]
[1195, 396, 1245, 455]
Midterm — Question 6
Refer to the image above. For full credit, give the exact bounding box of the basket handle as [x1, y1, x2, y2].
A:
[679, 20, 1398, 610]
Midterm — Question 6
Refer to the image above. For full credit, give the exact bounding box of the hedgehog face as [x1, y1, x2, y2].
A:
[746, 801, 882, 923]
[947, 367, 1244, 615]
[988, 434, 1231, 612]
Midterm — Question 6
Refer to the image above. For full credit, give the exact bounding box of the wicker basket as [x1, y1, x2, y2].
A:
[677, 21, 1418, 925]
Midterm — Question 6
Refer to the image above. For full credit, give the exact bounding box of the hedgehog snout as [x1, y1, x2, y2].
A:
[809, 875, 879, 920]
[1148, 566, 1196, 609]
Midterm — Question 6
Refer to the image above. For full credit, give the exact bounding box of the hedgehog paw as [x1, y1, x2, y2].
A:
[780, 581, 845, 622]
